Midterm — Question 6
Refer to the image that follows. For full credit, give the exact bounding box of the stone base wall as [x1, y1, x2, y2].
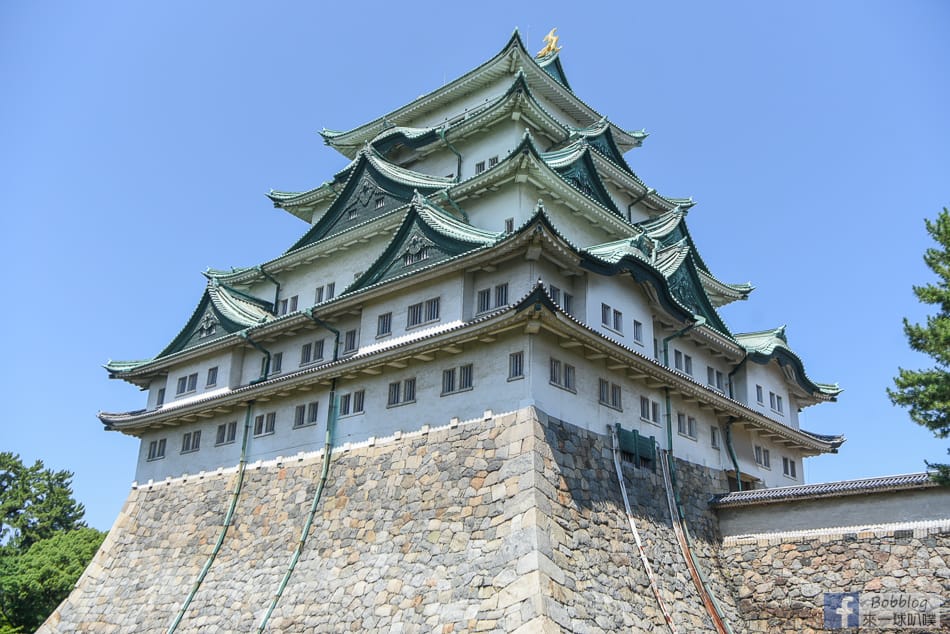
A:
[39, 407, 950, 633]
[719, 523, 950, 633]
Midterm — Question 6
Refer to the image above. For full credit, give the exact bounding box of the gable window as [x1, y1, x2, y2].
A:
[206, 366, 218, 387]
[347, 208, 359, 220]
[710, 425, 721, 449]
[181, 430, 201, 454]
[253, 412, 276, 436]
[504, 217, 514, 233]
[176, 373, 198, 395]
[598, 379, 622, 410]
[475, 160, 486, 174]
[508, 351, 524, 380]
[375, 196, 385, 209]
[633, 320, 644, 344]
[387, 378, 417, 407]
[339, 389, 365, 416]
[441, 364, 474, 395]
[754, 444, 771, 469]
[156, 388, 165, 408]
[403, 246, 429, 266]
[294, 401, 319, 428]
[640, 396, 660, 424]
[756, 384, 764, 404]
[216, 421, 237, 445]
[147, 438, 166, 461]
[343, 329, 358, 354]
[677, 413, 697, 439]
[782, 456, 797, 478]
[272, 352, 283, 374]
[377, 312, 392, 337]
[488, 155, 499, 168]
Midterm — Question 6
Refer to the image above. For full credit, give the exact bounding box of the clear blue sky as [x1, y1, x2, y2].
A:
[1, 2, 947, 531]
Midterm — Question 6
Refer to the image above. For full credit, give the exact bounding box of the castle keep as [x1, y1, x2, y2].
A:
[43, 31, 948, 632]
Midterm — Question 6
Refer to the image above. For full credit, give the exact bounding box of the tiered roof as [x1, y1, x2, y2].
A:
[103, 31, 841, 454]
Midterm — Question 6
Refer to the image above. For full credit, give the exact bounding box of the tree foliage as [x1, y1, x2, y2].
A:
[0, 453, 105, 632]
[0, 528, 105, 633]
[889, 207, 950, 484]
[0, 453, 86, 551]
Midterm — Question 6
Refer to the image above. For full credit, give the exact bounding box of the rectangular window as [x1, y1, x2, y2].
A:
[458, 364, 473, 390]
[611, 384, 622, 409]
[782, 457, 797, 478]
[612, 309, 623, 332]
[633, 320, 643, 344]
[508, 351, 524, 380]
[352, 390, 364, 413]
[279, 299, 289, 315]
[677, 412, 687, 435]
[289, 295, 298, 312]
[653, 338, 659, 360]
[147, 438, 166, 461]
[563, 292, 574, 315]
[377, 312, 392, 337]
[156, 388, 165, 408]
[475, 160, 486, 174]
[403, 377, 416, 402]
[601, 303, 611, 326]
[710, 426, 721, 449]
[674, 350, 683, 370]
[754, 445, 771, 468]
[488, 155, 499, 168]
[177, 373, 199, 395]
[425, 297, 440, 322]
[216, 421, 237, 445]
[343, 329, 357, 353]
[206, 367, 218, 387]
[314, 286, 324, 304]
[181, 430, 201, 453]
[504, 217, 514, 233]
[549, 358, 561, 385]
[294, 404, 307, 427]
[326, 283, 335, 299]
[707, 366, 716, 386]
[441, 368, 456, 394]
[477, 288, 491, 313]
[254, 412, 276, 436]
[494, 283, 508, 307]
[307, 401, 319, 424]
[687, 416, 696, 438]
[756, 385, 764, 404]
[272, 351, 283, 373]
[313, 339, 324, 361]
[640, 396, 651, 420]
[564, 364, 575, 391]
[598, 380, 622, 409]
[301, 343, 312, 365]
[549, 285, 561, 305]
[599, 379, 610, 404]
[776, 395, 784, 413]
[339, 393, 351, 416]
[387, 381, 401, 406]
[408, 302, 423, 327]
[684, 354, 693, 376]
[652, 401, 660, 423]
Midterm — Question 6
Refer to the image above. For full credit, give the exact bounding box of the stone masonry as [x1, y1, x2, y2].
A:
[41, 407, 950, 632]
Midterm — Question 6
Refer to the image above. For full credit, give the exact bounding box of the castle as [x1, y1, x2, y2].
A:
[43, 31, 948, 633]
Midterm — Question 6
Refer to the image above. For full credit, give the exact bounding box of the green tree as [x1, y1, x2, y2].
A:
[0, 453, 105, 632]
[0, 453, 86, 551]
[889, 207, 950, 484]
[0, 528, 105, 633]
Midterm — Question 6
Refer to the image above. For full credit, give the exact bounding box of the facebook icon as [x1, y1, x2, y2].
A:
[824, 592, 860, 629]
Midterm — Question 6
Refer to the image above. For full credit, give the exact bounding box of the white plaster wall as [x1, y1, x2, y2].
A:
[586, 274, 655, 353]
[743, 361, 796, 428]
[463, 186, 529, 234]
